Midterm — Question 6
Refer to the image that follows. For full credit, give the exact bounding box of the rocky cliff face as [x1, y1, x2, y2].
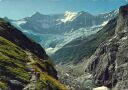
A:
[0, 18, 68, 90]
[86, 4, 128, 90]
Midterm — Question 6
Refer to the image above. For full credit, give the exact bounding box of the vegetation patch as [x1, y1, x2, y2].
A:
[0, 36, 30, 88]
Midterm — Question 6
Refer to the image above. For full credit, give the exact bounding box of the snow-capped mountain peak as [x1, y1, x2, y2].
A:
[61, 11, 78, 23]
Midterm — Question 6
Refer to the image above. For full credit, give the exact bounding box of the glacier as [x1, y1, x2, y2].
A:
[11, 20, 108, 55]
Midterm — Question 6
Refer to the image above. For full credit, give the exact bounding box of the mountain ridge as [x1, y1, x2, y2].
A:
[85, 4, 128, 90]
[17, 10, 118, 34]
[0, 18, 68, 90]
[0, 18, 48, 60]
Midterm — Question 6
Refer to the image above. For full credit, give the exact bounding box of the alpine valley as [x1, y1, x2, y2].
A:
[0, 2, 128, 90]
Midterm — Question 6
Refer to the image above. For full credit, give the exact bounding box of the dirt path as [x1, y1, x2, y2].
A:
[23, 52, 37, 90]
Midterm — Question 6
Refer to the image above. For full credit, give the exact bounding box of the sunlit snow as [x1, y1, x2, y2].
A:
[61, 11, 78, 23]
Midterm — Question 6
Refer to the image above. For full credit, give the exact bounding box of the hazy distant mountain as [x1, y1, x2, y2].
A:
[17, 10, 118, 34]
[10, 10, 118, 59]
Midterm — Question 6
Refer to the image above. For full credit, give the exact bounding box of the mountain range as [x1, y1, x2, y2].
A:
[10, 10, 118, 58]
[16, 10, 118, 34]
[0, 3, 128, 90]
[9, 10, 118, 64]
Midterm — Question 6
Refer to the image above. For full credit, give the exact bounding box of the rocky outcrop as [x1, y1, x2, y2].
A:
[86, 4, 128, 90]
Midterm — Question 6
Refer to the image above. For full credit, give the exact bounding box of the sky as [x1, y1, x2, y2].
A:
[0, 0, 127, 19]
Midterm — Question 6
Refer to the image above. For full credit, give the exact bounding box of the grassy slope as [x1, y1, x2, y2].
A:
[0, 34, 68, 90]
[0, 18, 68, 90]
[27, 52, 68, 90]
[0, 36, 30, 89]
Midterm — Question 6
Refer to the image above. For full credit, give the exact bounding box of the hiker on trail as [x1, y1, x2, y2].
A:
[35, 72, 40, 81]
